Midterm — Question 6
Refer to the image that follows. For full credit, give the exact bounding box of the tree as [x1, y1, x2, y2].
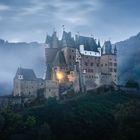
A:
[125, 79, 139, 89]
[114, 101, 140, 140]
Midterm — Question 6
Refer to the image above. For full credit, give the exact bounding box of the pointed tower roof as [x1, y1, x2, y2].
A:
[61, 31, 75, 48]
[15, 67, 37, 81]
[97, 39, 101, 48]
[114, 45, 117, 54]
[45, 34, 52, 44]
[53, 50, 67, 68]
[45, 31, 60, 48]
[51, 31, 59, 48]
[103, 40, 112, 54]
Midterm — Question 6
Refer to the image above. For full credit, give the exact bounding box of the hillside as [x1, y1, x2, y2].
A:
[116, 32, 140, 84]
[0, 40, 45, 95]
[0, 91, 140, 140]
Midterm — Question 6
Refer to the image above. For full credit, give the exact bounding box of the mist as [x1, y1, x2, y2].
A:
[0, 40, 45, 95]
[116, 32, 140, 85]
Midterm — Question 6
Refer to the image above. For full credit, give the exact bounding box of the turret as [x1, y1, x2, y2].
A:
[97, 39, 101, 48]
[61, 31, 75, 48]
[62, 31, 67, 47]
[97, 39, 101, 55]
[45, 31, 59, 48]
[45, 33, 51, 48]
[102, 41, 112, 54]
[52, 31, 59, 48]
[114, 45, 117, 55]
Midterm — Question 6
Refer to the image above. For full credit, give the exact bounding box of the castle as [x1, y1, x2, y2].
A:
[13, 30, 117, 100]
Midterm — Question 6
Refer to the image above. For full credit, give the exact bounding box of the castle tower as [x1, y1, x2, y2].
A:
[62, 31, 67, 47]
[52, 50, 67, 82]
[45, 31, 59, 48]
[13, 68, 38, 97]
[51, 31, 59, 48]
[100, 41, 118, 84]
[102, 41, 112, 54]
[44, 31, 60, 80]
[61, 31, 75, 48]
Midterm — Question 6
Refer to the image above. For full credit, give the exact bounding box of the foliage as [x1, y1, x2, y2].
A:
[114, 100, 140, 140]
[0, 91, 140, 140]
[125, 79, 139, 89]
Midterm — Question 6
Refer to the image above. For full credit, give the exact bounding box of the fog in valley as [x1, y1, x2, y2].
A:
[0, 40, 45, 95]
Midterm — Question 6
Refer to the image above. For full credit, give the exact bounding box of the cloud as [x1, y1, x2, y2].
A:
[0, 4, 10, 11]
[0, 0, 140, 43]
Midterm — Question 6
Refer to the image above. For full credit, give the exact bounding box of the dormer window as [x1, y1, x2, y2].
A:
[18, 75, 23, 80]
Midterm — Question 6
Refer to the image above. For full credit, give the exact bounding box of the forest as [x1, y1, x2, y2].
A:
[0, 90, 140, 140]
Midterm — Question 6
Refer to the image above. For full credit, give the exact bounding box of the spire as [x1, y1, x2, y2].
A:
[45, 32, 49, 44]
[52, 31, 59, 48]
[114, 45, 117, 55]
[62, 31, 67, 47]
[103, 40, 112, 54]
[97, 39, 101, 48]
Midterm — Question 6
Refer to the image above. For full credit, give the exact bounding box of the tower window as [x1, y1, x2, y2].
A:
[91, 63, 93, 66]
[110, 68, 113, 72]
[109, 62, 112, 66]
[114, 69, 117, 72]
[18, 75, 23, 80]
[91, 69, 93, 73]
[85, 62, 88, 66]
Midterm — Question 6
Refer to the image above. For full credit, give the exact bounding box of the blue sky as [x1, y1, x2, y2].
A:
[0, 0, 140, 43]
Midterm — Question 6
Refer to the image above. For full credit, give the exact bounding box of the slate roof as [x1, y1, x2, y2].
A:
[45, 48, 59, 63]
[45, 35, 52, 44]
[45, 32, 60, 48]
[76, 36, 99, 52]
[103, 41, 112, 54]
[53, 50, 67, 68]
[61, 31, 75, 48]
[15, 68, 37, 81]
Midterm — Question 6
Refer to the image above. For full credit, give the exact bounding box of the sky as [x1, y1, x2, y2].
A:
[0, 0, 140, 43]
